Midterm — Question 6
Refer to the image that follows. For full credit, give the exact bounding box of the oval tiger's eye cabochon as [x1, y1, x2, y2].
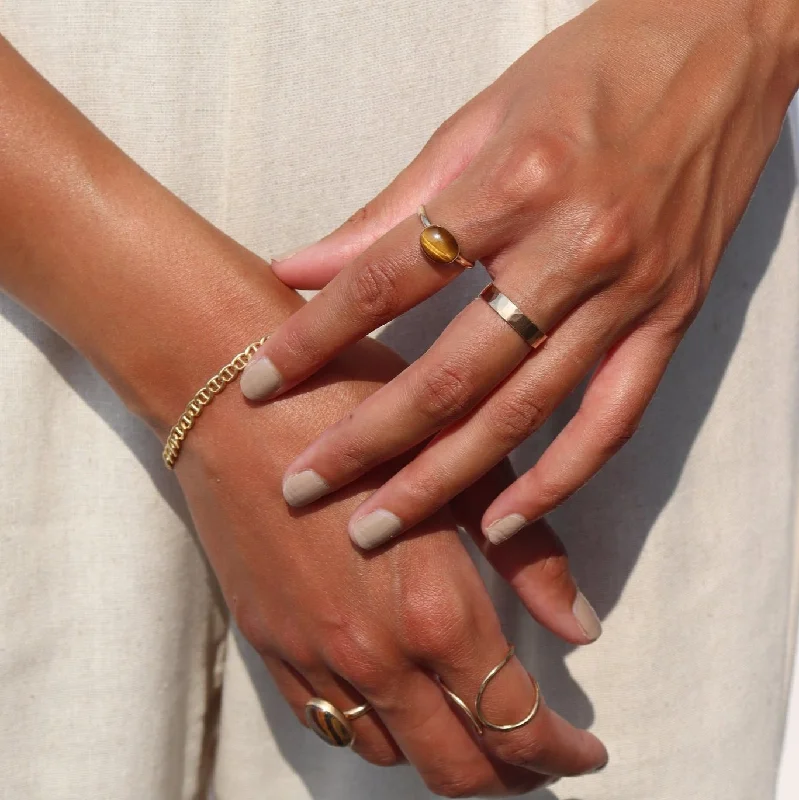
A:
[305, 701, 354, 747]
[420, 225, 460, 263]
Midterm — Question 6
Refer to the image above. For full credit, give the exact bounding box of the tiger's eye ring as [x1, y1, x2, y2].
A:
[304, 698, 372, 748]
[418, 205, 475, 268]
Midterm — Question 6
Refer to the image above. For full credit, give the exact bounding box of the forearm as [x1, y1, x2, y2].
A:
[0, 36, 299, 433]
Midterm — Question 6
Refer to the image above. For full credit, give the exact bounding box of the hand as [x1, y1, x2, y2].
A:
[172, 331, 607, 794]
[240, 0, 799, 549]
[0, 38, 606, 791]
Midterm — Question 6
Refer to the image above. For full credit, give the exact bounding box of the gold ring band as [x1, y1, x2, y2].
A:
[437, 677, 484, 736]
[479, 283, 547, 349]
[436, 644, 541, 736]
[418, 205, 475, 269]
[304, 698, 373, 748]
[475, 645, 541, 732]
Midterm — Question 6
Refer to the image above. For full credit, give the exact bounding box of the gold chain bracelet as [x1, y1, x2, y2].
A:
[162, 335, 269, 469]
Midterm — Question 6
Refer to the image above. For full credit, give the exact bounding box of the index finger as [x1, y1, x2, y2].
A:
[240, 179, 515, 402]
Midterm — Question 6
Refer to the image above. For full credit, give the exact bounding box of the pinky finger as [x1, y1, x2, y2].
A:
[482, 323, 676, 543]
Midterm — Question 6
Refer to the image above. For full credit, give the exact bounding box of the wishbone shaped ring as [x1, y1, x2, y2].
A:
[475, 645, 541, 733]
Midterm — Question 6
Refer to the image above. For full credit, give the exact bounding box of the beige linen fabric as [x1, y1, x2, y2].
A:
[1, 2, 798, 798]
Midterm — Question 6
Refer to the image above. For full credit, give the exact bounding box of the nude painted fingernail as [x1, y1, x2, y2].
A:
[241, 357, 283, 400]
[484, 513, 528, 545]
[349, 510, 403, 550]
[282, 470, 330, 507]
[573, 590, 602, 642]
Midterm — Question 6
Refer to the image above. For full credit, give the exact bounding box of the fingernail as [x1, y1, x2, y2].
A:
[591, 758, 609, 774]
[484, 513, 528, 545]
[349, 510, 403, 550]
[272, 241, 316, 262]
[282, 470, 330, 507]
[241, 357, 283, 401]
[573, 590, 602, 642]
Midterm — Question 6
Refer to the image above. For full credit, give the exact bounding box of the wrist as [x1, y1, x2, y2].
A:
[595, 0, 799, 108]
[101, 243, 303, 439]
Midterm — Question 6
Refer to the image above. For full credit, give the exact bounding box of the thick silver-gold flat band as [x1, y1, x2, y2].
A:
[479, 284, 547, 349]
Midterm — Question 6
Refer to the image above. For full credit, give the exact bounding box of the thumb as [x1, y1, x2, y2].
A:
[271, 95, 498, 290]
[450, 461, 603, 647]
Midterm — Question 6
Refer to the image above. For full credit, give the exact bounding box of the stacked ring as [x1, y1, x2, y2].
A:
[418, 205, 475, 268]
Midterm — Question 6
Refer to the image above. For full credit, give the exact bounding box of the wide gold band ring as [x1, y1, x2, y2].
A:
[439, 645, 541, 736]
[304, 698, 372, 748]
[479, 283, 547, 349]
[418, 205, 475, 269]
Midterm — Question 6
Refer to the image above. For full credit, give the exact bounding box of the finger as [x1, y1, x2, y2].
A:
[431, 642, 607, 777]
[240, 145, 527, 403]
[346, 293, 630, 549]
[280, 297, 530, 507]
[406, 578, 608, 777]
[289, 659, 405, 767]
[374, 669, 553, 795]
[482, 321, 676, 538]
[451, 462, 602, 645]
[316, 511, 555, 795]
[271, 93, 502, 290]
[279, 218, 617, 508]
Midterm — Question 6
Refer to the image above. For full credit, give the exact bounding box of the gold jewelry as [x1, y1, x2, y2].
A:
[475, 645, 541, 732]
[304, 698, 372, 748]
[437, 677, 484, 736]
[479, 283, 547, 349]
[418, 205, 475, 268]
[162, 335, 269, 469]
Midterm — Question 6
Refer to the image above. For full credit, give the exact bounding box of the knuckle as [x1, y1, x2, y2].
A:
[626, 253, 670, 300]
[604, 417, 640, 455]
[428, 113, 459, 147]
[487, 388, 548, 446]
[664, 269, 706, 328]
[572, 196, 637, 272]
[321, 627, 387, 693]
[487, 133, 573, 210]
[232, 600, 274, 656]
[537, 549, 572, 586]
[491, 732, 546, 768]
[345, 204, 371, 227]
[347, 259, 403, 324]
[429, 775, 482, 798]
[413, 359, 476, 422]
[400, 587, 472, 662]
[360, 747, 404, 768]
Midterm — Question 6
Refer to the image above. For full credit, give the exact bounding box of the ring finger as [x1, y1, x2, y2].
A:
[279, 228, 617, 509]
[283, 648, 553, 795]
[239, 147, 525, 403]
[345, 291, 640, 548]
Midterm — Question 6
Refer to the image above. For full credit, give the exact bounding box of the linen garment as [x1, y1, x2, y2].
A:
[1, 2, 798, 799]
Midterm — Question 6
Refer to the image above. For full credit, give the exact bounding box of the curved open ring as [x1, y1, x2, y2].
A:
[418, 205, 475, 269]
[304, 697, 373, 748]
[475, 645, 541, 732]
[436, 677, 484, 736]
[479, 283, 548, 349]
